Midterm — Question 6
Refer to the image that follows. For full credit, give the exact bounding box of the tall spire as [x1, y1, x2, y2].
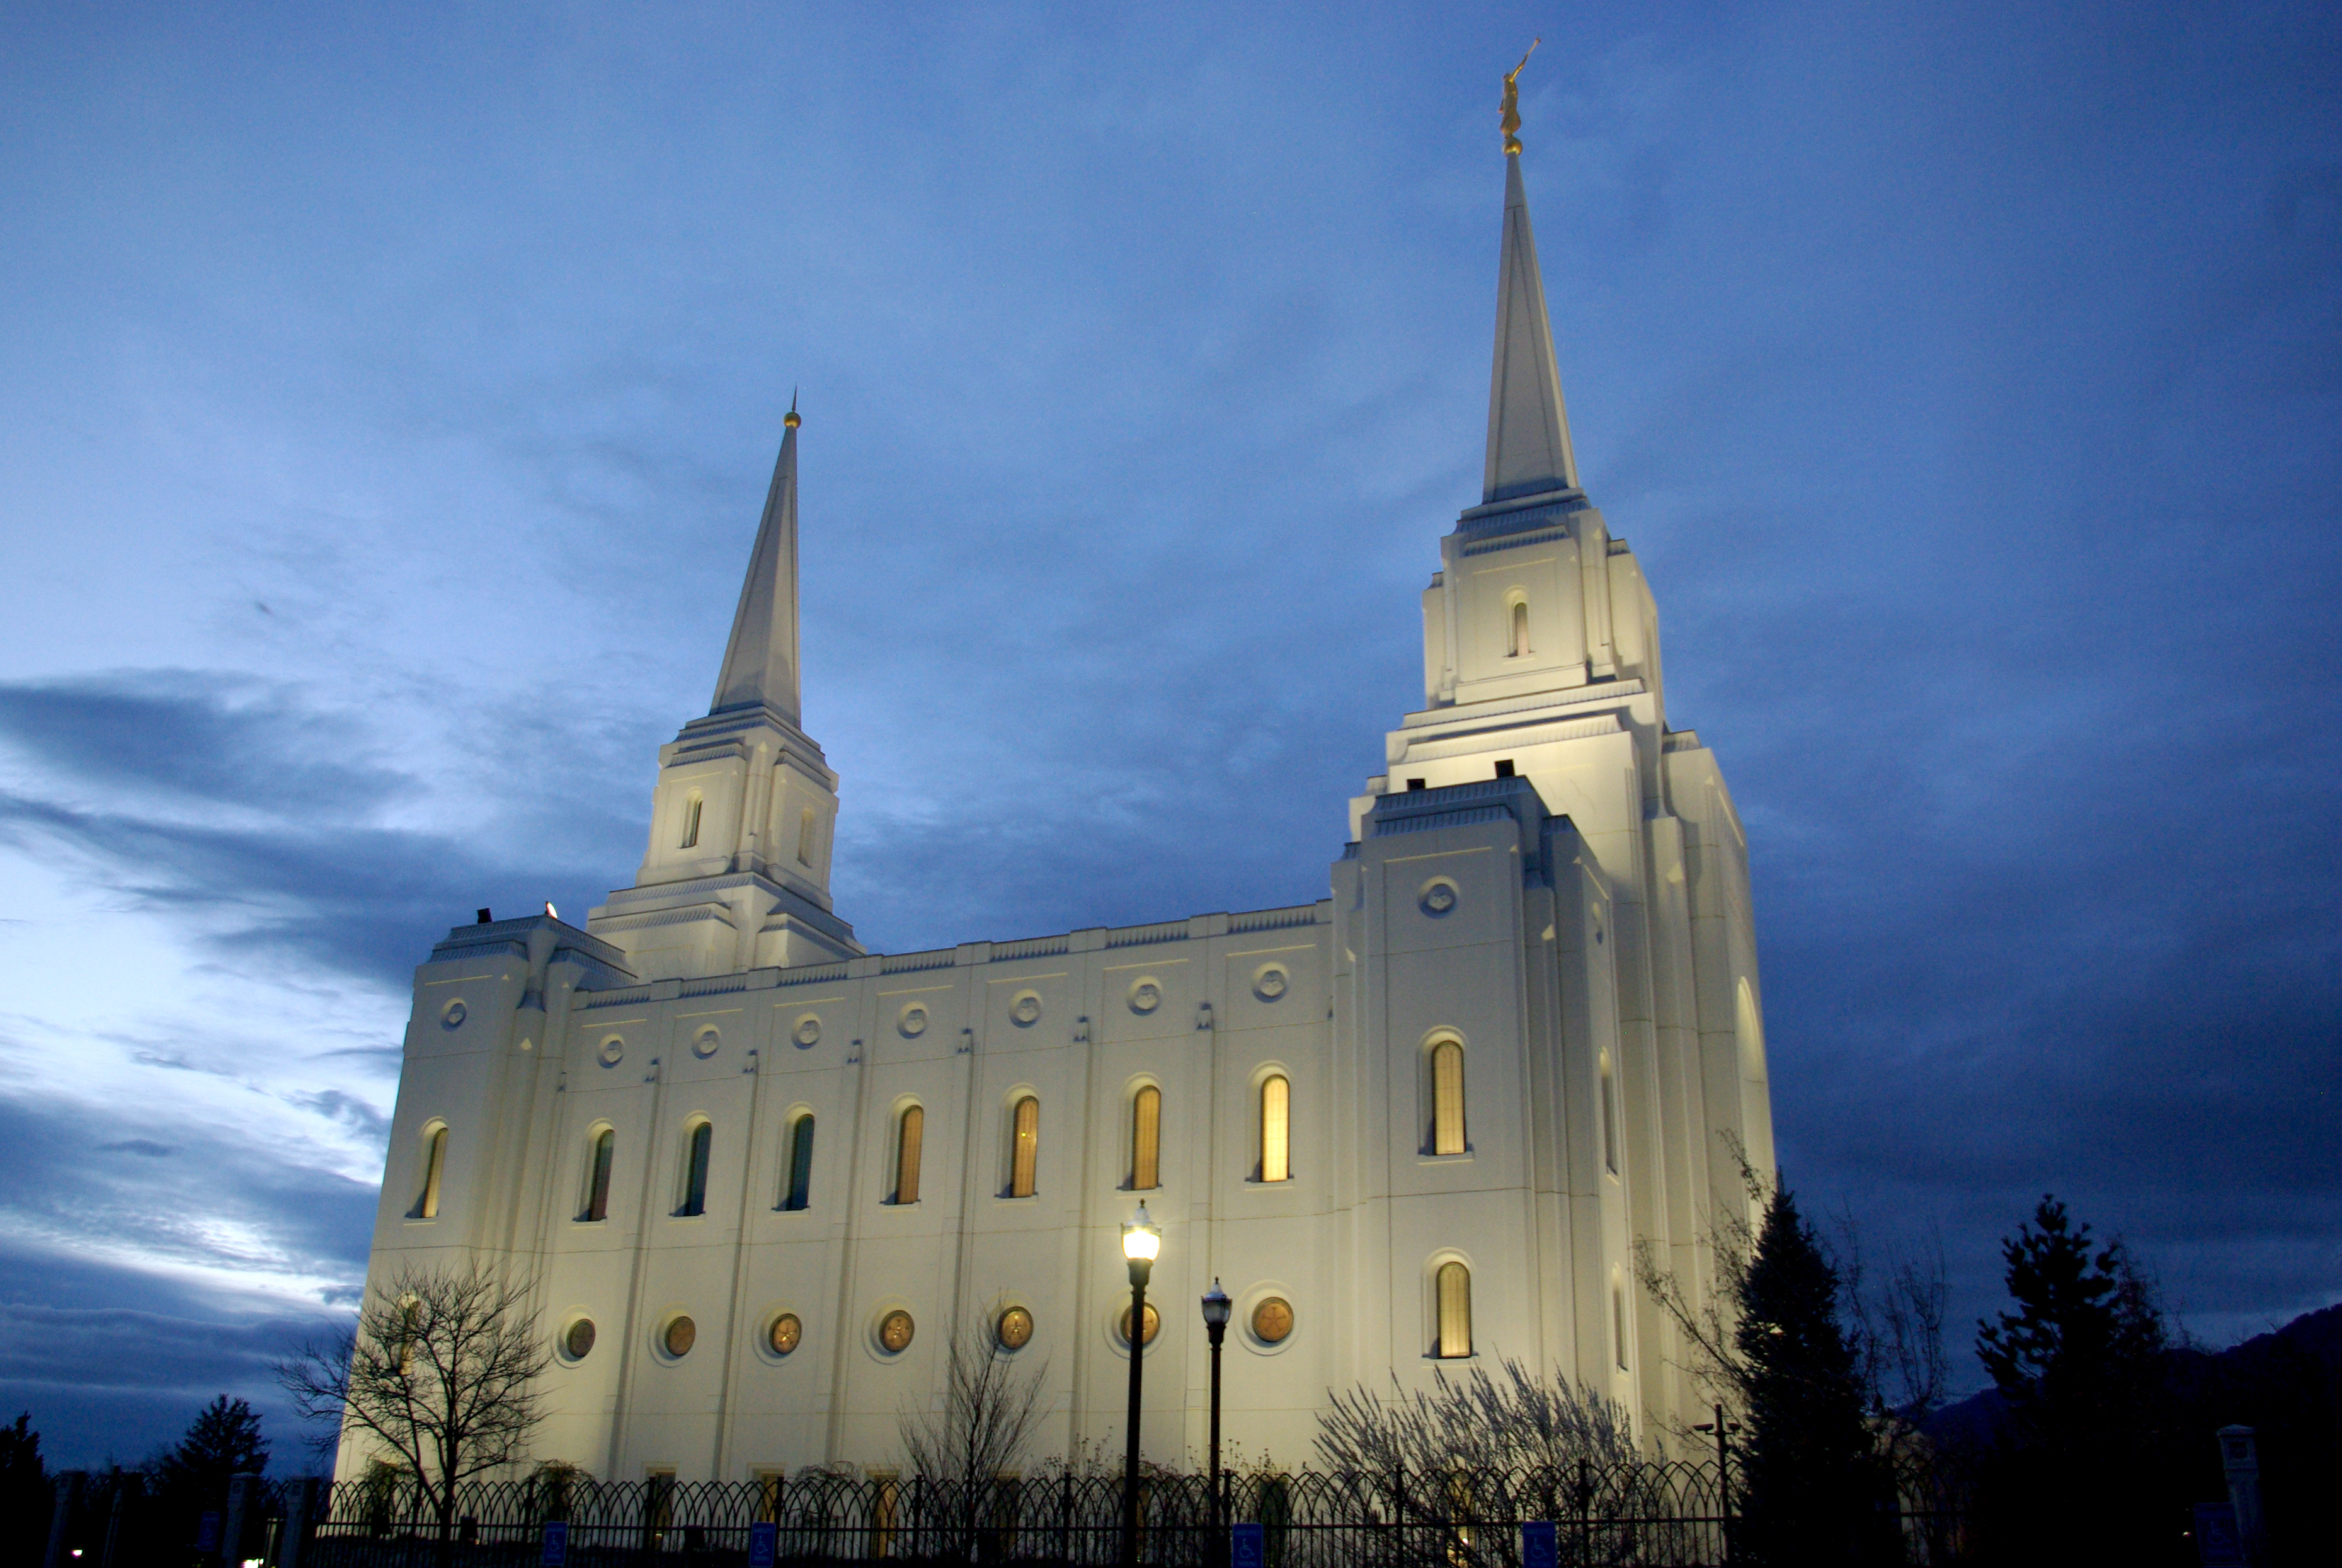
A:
[709, 398, 804, 723]
[1482, 117, 1580, 505]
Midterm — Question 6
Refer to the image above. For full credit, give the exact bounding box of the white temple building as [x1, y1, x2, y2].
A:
[350, 134, 1776, 1484]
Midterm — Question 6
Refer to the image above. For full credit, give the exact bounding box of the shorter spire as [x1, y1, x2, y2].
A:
[709, 408, 804, 723]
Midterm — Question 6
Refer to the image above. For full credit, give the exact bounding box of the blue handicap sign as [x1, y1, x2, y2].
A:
[1522, 1521, 1559, 1568]
[2193, 1504, 2244, 1567]
[195, 1513, 223, 1554]
[540, 1521, 568, 1567]
[747, 1521, 777, 1568]
[1230, 1521, 1266, 1568]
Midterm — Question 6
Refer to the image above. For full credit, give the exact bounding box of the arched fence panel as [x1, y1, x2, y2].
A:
[30, 1460, 1968, 1568]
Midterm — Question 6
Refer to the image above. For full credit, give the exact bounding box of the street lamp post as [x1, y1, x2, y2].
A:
[1201, 1279, 1232, 1568]
[1119, 1204, 1161, 1568]
[1693, 1404, 1742, 1566]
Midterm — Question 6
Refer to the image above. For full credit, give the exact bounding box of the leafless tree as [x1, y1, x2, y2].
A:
[1635, 1140, 1950, 1483]
[896, 1314, 1051, 1559]
[1316, 1358, 1638, 1479]
[1315, 1361, 1639, 1568]
[275, 1261, 552, 1538]
[1633, 1135, 1773, 1433]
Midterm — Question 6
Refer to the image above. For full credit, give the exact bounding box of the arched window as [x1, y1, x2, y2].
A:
[680, 794, 702, 850]
[1008, 1095, 1040, 1198]
[678, 1121, 712, 1216]
[412, 1123, 447, 1219]
[1129, 1086, 1161, 1190]
[1431, 1040, 1466, 1155]
[893, 1106, 923, 1205]
[1436, 1261, 1472, 1358]
[1259, 1075, 1291, 1183]
[796, 808, 816, 867]
[1613, 1278, 1631, 1371]
[581, 1127, 614, 1222]
[1600, 1053, 1619, 1177]
[1510, 600, 1529, 658]
[782, 1114, 815, 1211]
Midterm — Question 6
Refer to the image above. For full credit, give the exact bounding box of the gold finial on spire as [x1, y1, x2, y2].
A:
[784, 386, 800, 429]
[1502, 38, 1539, 156]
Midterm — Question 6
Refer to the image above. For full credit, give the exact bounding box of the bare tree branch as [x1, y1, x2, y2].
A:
[274, 1261, 552, 1531]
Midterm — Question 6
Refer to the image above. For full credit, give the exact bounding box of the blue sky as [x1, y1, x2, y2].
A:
[1, 2, 2336, 1466]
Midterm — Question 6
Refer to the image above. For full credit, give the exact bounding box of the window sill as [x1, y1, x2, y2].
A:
[1417, 1150, 1475, 1166]
[1242, 1175, 1298, 1186]
[996, 1193, 1041, 1205]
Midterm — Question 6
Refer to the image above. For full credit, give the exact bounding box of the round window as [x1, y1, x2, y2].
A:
[564, 1319, 596, 1360]
[899, 1005, 928, 1038]
[997, 1306, 1034, 1351]
[794, 1016, 821, 1048]
[663, 1316, 696, 1358]
[692, 1027, 719, 1058]
[442, 1000, 467, 1029]
[598, 1037, 625, 1067]
[1119, 1302, 1161, 1348]
[1253, 966, 1289, 1002]
[1420, 879, 1459, 917]
[1010, 992, 1042, 1026]
[769, 1313, 801, 1356]
[1251, 1297, 1294, 1345]
[878, 1309, 916, 1353]
[1128, 980, 1162, 1014]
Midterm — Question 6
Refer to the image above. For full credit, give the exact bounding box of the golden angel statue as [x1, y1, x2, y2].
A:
[1502, 38, 1540, 155]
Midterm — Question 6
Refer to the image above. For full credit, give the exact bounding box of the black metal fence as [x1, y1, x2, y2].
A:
[31, 1463, 1970, 1568]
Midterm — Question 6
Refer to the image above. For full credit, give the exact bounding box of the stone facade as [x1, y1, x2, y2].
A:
[348, 146, 1774, 1482]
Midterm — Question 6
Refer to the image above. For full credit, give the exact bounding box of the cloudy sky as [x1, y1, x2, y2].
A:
[2, 1, 2336, 1466]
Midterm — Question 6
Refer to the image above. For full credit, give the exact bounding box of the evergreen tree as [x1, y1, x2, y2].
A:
[152, 1395, 271, 1502]
[1733, 1188, 1891, 1566]
[0, 1414, 45, 1568]
[1972, 1196, 2171, 1564]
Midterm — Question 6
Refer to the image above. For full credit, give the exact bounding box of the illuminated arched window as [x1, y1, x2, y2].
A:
[1430, 1040, 1466, 1155]
[680, 793, 702, 849]
[893, 1106, 924, 1205]
[1009, 1096, 1040, 1198]
[1613, 1279, 1631, 1371]
[1510, 600, 1529, 658]
[1259, 1075, 1290, 1183]
[412, 1123, 447, 1219]
[678, 1121, 712, 1216]
[581, 1126, 614, 1222]
[796, 808, 816, 867]
[782, 1114, 815, 1211]
[1436, 1261, 1472, 1358]
[1130, 1086, 1161, 1190]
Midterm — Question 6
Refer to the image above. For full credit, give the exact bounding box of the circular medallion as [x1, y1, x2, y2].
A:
[1420, 879, 1459, 917]
[663, 1316, 696, 1358]
[598, 1037, 625, 1067]
[1251, 1297, 1294, 1345]
[899, 1004, 928, 1038]
[1128, 980, 1162, 1015]
[997, 1305, 1034, 1350]
[1010, 992, 1042, 1027]
[692, 1027, 720, 1058]
[768, 1312, 801, 1356]
[877, 1309, 915, 1353]
[1119, 1302, 1161, 1348]
[794, 1016, 821, 1048]
[564, 1318, 596, 1360]
[1253, 966, 1289, 1002]
[441, 1000, 467, 1029]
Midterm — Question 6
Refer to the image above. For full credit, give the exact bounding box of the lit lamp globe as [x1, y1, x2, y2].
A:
[1121, 1202, 1160, 1280]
